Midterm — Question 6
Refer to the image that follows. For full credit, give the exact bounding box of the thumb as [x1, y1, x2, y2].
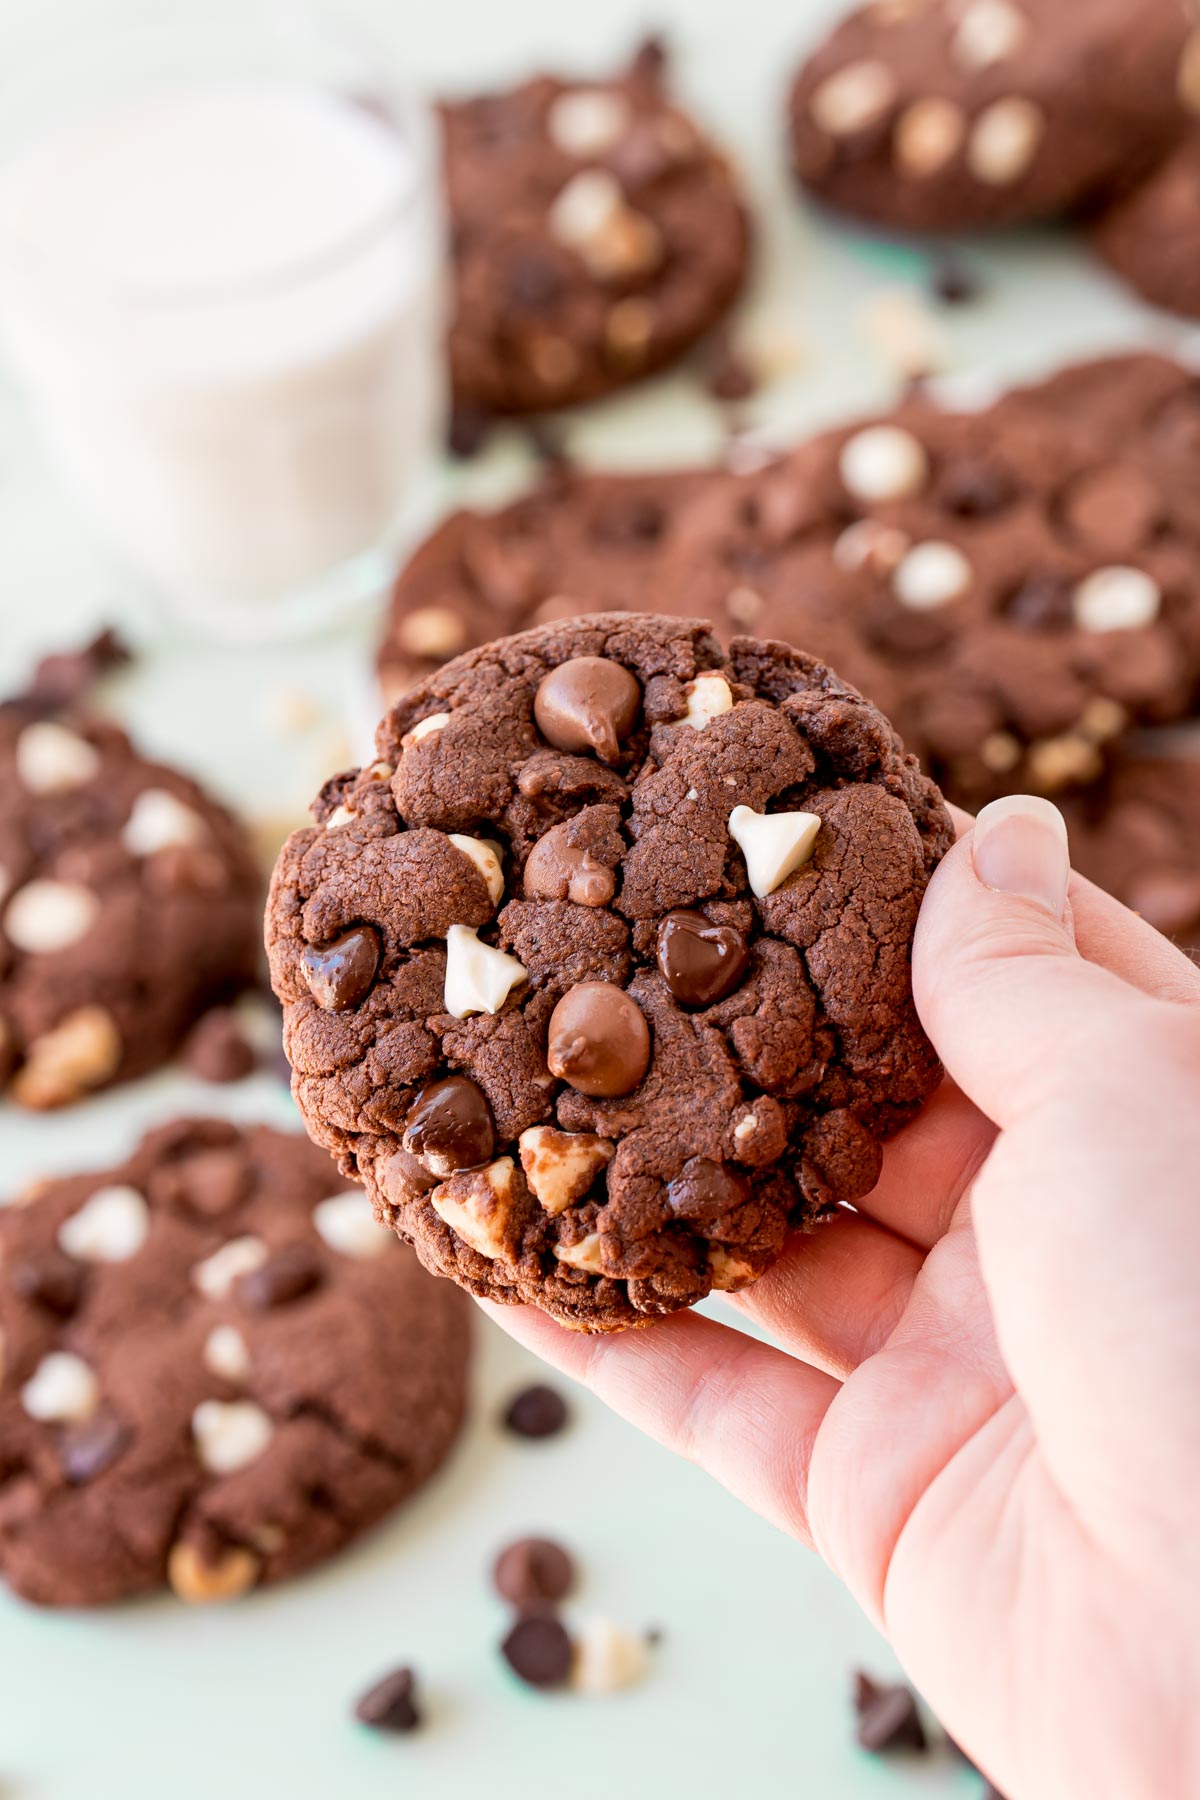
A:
[914, 796, 1156, 1128]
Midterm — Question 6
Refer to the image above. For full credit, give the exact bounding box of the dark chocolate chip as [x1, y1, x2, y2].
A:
[593, 496, 664, 545]
[403, 1075, 495, 1179]
[629, 32, 669, 87]
[547, 981, 651, 1097]
[1004, 571, 1075, 631]
[853, 1671, 928, 1754]
[158, 1145, 251, 1218]
[448, 401, 493, 460]
[939, 460, 1015, 518]
[705, 330, 757, 403]
[182, 1008, 257, 1083]
[354, 1666, 421, 1733]
[58, 1411, 128, 1484]
[657, 909, 750, 1007]
[500, 1614, 574, 1689]
[10, 626, 132, 717]
[236, 1242, 323, 1311]
[534, 657, 642, 764]
[492, 1536, 575, 1609]
[666, 1157, 748, 1225]
[505, 250, 566, 312]
[301, 926, 381, 1012]
[502, 1383, 569, 1439]
[9, 1250, 85, 1317]
[930, 257, 980, 306]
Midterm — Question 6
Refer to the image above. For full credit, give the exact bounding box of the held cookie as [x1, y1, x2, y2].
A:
[1093, 134, 1200, 318]
[0, 1118, 470, 1606]
[268, 615, 952, 1333]
[0, 703, 261, 1107]
[787, 0, 1191, 233]
[444, 44, 749, 416]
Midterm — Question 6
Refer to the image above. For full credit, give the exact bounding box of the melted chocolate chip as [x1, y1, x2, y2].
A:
[666, 1157, 747, 1225]
[59, 1412, 128, 1484]
[939, 460, 1014, 517]
[403, 1075, 495, 1178]
[547, 982, 651, 1097]
[10, 1250, 85, 1317]
[534, 657, 642, 764]
[492, 1536, 575, 1609]
[1004, 571, 1075, 631]
[301, 926, 381, 1012]
[502, 1383, 569, 1439]
[501, 1614, 574, 1688]
[354, 1666, 421, 1733]
[853, 1672, 928, 1754]
[657, 910, 750, 1007]
[236, 1242, 323, 1310]
[523, 824, 616, 906]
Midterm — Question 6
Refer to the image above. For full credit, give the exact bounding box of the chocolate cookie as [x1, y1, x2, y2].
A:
[1093, 133, 1200, 317]
[0, 1117, 470, 1606]
[1063, 742, 1200, 952]
[0, 702, 263, 1108]
[787, 0, 1192, 233]
[444, 44, 749, 416]
[268, 615, 952, 1333]
[380, 352, 1200, 812]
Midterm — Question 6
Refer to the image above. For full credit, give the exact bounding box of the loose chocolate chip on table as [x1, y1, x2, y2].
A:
[403, 1075, 495, 1178]
[930, 258, 980, 307]
[657, 909, 750, 1008]
[236, 1242, 323, 1311]
[705, 329, 757, 403]
[853, 1671, 928, 1754]
[354, 1665, 422, 1733]
[58, 1412, 129, 1484]
[501, 1614, 574, 1689]
[492, 1536, 575, 1609]
[502, 1384, 569, 1440]
[447, 400, 492, 460]
[547, 981, 651, 1098]
[533, 657, 641, 764]
[181, 1008, 257, 1084]
[10, 1251, 85, 1317]
[301, 926, 381, 1012]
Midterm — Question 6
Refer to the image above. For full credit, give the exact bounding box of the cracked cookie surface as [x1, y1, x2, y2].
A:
[0, 1118, 470, 1606]
[269, 615, 951, 1333]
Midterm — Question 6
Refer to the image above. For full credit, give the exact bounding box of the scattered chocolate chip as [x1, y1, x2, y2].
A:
[500, 1614, 574, 1689]
[492, 1536, 575, 1609]
[523, 419, 570, 467]
[666, 1157, 748, 1225]
[236, 1242, 323, 1311]
[939, 460, 1015, 517]
[181, 1008, 256, 1083]
[354, 1665, 421, 1733]
[547, 981, 651, 1097]
[657, 909, 750, 1007]
[853, 1671, 928, 1754]
[644, 1626, 664, 1647]
[402, 1075, 495, 1178]
[534, 657, 642, 764]
[447, 400, 493, 460]
[930, 257, 980, 306]
[502, 1383, 569, 1439]
[301, 926, 381, 1012]
[705, 329, 757, 403]
[9, 1250, 85, 1317]
[58, 1411, 128, 1484]
[1004, 570, 1074, 630]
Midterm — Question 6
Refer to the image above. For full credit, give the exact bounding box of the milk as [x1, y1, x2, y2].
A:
[0, 81, 443, 631]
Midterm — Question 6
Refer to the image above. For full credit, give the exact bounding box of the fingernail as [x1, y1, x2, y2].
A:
[972, 795, 1069, 917]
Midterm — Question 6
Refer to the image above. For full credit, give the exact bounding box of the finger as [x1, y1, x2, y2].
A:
[478, 1299, 838, 1547]
[1068, 869, 1200, 1005]
[852, 1079, 995, 1251]
[914, 796, 1176, 1126]
[724, 1208, 924, 1377]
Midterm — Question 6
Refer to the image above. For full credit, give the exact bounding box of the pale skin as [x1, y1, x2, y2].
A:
[482, 796, 1200, 1799]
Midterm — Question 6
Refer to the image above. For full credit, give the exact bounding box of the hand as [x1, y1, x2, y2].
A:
[483, 796, 1200, 1799]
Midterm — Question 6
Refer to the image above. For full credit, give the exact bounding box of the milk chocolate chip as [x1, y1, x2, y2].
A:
[547, 982, 650, 1097]
[523, 821, 616, 906]
[402, 1075, 495, 1178]
[533, 657, 641, 764]
[657, 910, 750, 1008]
[301, 926, 381, 1011]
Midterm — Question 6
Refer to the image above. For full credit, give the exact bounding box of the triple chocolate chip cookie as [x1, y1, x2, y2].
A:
[0, 1118, 470, 1606]
[268, 615, 952, 1333]
[0, 701, 261, 1108]
[444, 42, 749, 416]
[787, 0, 1192, 233]
[1093, 133, 1200, 318]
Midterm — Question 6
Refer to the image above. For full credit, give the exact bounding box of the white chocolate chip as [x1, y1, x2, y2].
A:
[122, 788, 209, 856]
[443, 924, 527, 1019]
[404, 712, 451, 747]
[4, 879, 99, 954]
[681, 673, 734, 731]
[191, 1235, 269, 1301]
[892, 540, 972, 609]
[952, 0, 1027, 69]
[203, 1325, 251, 1383]
[9, 1005, 121, 1109]
[838, 425, 928, 502]
[15, 722, 100, 794]
[313, 1190, 390, 1258]
[554, 1231, 606, 1274]
[396, 606, 467, 660]
[431, 1158, 517, 1261]
[1072, 567, 1161, 634]
[1180, 31, 1200, 113]
[167, 1540, 260, 1604]
[549, 170, 660, 280]
[708, 1245, 758, 1291]
[894, 97, 966, 176]
[21, 1351, 99, 1422]
[192, 1399, 274, 1475]
[324, 804, 356, 829]
[572, 1618, 650, 1695]
[58, 1185, 149, 1262]
[833, 519, 910, 575]
[860, 286, 947, 380]
[728, 805, 822, 899]
[980, 730, 1022, 774]
[810, 59, 897, 136]
[966, 97, 1044, 185]
[547, 88, 630, 156]
[448, 835, 505, 908]
[519, 1126, 615, 1216]
[550, 168, 622, 243]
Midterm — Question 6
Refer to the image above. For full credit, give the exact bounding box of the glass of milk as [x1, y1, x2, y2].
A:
[0, 1, 444, 639]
